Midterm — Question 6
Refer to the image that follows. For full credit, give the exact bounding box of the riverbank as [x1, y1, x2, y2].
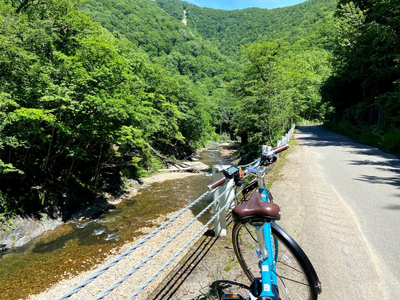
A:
[0, 142, 235, 250]
[0, 160, 210, 252]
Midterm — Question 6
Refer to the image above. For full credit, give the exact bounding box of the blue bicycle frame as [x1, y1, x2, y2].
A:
[253, 186, 279, 298]
[245, 159, 280, 299]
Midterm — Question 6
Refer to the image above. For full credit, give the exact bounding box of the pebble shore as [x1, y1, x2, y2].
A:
[28, 209, 204, 300]
[28, 169, 208, 300]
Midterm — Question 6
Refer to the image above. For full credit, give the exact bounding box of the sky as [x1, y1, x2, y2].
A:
[183, 0, 308, 10]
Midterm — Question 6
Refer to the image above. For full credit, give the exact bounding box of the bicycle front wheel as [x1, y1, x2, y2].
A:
[232, 222, 320, 300]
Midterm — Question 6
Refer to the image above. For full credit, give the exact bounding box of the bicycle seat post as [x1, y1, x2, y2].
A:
[255, 225, 268, 262]
[258, 145, 271, 191]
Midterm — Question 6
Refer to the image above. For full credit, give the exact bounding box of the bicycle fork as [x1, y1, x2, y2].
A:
[250, 223, 280, 300]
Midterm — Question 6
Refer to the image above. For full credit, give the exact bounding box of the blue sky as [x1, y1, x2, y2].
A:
[183, 0, 308, 10]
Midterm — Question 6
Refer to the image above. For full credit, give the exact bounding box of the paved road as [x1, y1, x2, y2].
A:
[296, 125, 400, 299]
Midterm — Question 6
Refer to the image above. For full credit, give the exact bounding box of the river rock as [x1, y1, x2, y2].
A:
[0, 213, 62, 251]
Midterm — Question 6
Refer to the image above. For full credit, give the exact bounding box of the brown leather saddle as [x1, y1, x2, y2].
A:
[232, 191, 281, 224]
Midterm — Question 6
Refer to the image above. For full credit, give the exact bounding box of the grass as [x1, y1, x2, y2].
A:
[224, 257, 238, 272]
[266, 132, 297, 190]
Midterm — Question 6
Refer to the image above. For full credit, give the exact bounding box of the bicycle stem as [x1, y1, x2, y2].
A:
[256, 169, 266, 190]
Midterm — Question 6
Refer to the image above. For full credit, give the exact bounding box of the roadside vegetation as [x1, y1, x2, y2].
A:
[322, 0, 400, 153]
[324, 121, 400, 153]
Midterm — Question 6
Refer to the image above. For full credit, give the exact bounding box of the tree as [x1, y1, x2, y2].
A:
[322, 0, 400, 126]
[0, 0, 182, 217]
[232, 41, 288, 152]
[232, 41, 332, 154]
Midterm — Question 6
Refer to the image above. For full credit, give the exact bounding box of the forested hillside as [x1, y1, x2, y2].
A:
[153, 0, 334, 153]
[0, 0, 337, 223]
[80, 0, 238, 81]
[154, 0, 335, 155]
[156, 0, 337, 57]
[79, 0, 239, 141]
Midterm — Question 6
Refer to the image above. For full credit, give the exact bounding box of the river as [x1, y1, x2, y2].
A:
[0, 144, 234, 300]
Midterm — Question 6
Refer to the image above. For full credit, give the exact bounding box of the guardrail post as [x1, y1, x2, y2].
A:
[212, 165, 235, 236]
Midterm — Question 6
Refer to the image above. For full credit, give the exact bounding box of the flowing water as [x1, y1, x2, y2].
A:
[0, 145, 233, 300]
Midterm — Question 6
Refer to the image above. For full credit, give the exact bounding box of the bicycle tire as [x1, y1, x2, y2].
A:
[232, 221, 321, 300]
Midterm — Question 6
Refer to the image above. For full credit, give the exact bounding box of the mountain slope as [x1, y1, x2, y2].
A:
[79, 0, 238, 82]
[156, 0, 337, 57]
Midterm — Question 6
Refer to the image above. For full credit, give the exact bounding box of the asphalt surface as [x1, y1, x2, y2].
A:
[295, 125, 400, 299]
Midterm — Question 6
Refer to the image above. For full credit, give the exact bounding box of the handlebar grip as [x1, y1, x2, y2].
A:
[272, 144, 289, 155]
[208, 176, 226, 190]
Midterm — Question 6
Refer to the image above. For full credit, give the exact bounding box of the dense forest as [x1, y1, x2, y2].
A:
[322, 0, 400, 152]
[1, 0, 398, 225]
[156, 0, 337, 57]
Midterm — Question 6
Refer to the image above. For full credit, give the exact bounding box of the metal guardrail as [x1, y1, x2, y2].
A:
[58, 124, 296, 299]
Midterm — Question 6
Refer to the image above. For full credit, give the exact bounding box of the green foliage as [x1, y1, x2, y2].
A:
[324, 121, 400, 153]
[156, 0, 337, 58]
[232, 41, 332, 155]
[321, 0, 400, 151]
[156, 0, 335, 153]
[0, 0, 221, 217]
[79, 0, 240, 147]
[0, 0, 339, 219]
[0, 190, 17, 223]
[380, 128, 400, 153]
[323, 119, 358, 138]
[324, 1, 400, 118]
[80, 0, 235, 81]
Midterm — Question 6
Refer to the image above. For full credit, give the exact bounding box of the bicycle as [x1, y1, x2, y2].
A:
[208, 144, 322, 300]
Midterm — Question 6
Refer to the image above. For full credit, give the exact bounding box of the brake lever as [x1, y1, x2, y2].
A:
[248, 159, 264, 174]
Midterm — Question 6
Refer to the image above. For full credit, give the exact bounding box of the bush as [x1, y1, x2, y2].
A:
[324, 120, 357, 138]
[324, 121, 400, 153]
[380, 128, 400, 153]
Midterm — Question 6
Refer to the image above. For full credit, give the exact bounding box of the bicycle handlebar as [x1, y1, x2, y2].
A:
[207, 144, 289, 190]
[268, 144, 289, 155]
[207, 176, 226, 190]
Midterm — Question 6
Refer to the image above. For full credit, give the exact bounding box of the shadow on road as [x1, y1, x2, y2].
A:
[297, 125, 400, 192]
[296, 125, 371, 150]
